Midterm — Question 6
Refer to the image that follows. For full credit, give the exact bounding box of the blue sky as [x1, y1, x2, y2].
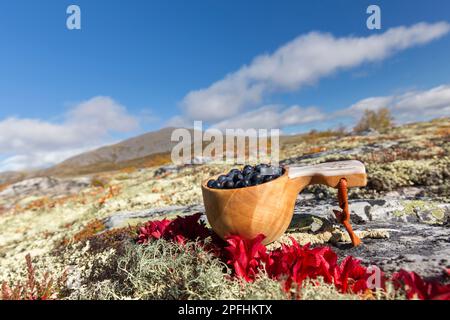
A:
[0, 0, 450, 171]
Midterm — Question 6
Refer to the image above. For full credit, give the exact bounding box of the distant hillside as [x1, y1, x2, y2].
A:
[63, 127, 185, 165]
[1, 127, 342, 179]
[0, 123, 359, 181]
[0, 171, 27, 185]
[1, 125, 361, 180]
[40, 127, 196, 177]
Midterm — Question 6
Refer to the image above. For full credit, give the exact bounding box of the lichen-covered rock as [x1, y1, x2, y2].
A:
[0, 176, 91, 199]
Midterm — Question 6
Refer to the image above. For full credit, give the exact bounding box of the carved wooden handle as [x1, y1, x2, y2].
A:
[288, 160, 367, 188]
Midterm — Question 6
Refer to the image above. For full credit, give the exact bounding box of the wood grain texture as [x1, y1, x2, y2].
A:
[202, 161, 367, 244]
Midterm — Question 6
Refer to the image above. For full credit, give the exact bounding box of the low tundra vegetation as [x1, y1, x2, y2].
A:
[2, 214, 449, 300]
[1, 254, 67, 300]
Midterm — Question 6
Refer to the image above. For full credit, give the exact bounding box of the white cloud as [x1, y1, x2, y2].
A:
[67, 96, 138, 133]
[0, 148, 95, 172]
[0, 96, 139, 172]
[341, 96, 394, 114]
[212, 105, 325, 130]
[341, 84, 450, 122]
[180, 22, 450, 123]
[165, 115, 194, 128]
[211, 83, 450, 131]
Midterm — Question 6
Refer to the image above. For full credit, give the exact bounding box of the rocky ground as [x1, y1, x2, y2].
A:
[0, 118, 448, 299]
[97, 195, 449, 281]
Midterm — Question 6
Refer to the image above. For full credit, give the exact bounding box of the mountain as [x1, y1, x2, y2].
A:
[40, 127, 195, 177]
[0, 171, 27, 185]
[1, 126, 333, 180]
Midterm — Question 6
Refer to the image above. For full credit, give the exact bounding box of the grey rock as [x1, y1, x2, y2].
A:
[287, 214, 333, 233]
[102, 204, 205, 229]
[153, 165, 180, 177]
[357, 128, 380, 136]
[295, 197, 449, 225]
[0, 176, 91, 199]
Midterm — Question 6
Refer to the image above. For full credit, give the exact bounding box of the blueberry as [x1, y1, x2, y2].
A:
[207, 179, 216, 188]
[209, 165, 283, 189]
[233, 173, 244, 183]
[224, 180, 234, 189]
[250, 173, 262, 185]
[235, 180, 245, 188]
[251, 172, 261, 179]
[243, 165, 253, 176]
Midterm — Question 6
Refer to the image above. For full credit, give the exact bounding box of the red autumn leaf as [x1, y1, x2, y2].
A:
[223, 234, 268, 282]
[392, 270, 450, 300]
[334, 256, 369, 293]
[137, 213, 209, 245]
[265, 241, 297, 279]
[137, 219, 171, 244]
[165, 213, 210, 244]
[303, 246, 338, 284]
[265, 239, 339, 290]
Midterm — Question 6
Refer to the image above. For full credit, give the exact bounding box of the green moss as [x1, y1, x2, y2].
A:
[393, 200, 425, 217]
[430, 208, 445, 220]
[392, 200, 446, 223]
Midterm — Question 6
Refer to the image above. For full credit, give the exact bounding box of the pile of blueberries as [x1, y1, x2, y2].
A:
[206, 164, 284, 189]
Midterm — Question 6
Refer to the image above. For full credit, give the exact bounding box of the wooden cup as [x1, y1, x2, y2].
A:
[202, 160, 367, 245]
